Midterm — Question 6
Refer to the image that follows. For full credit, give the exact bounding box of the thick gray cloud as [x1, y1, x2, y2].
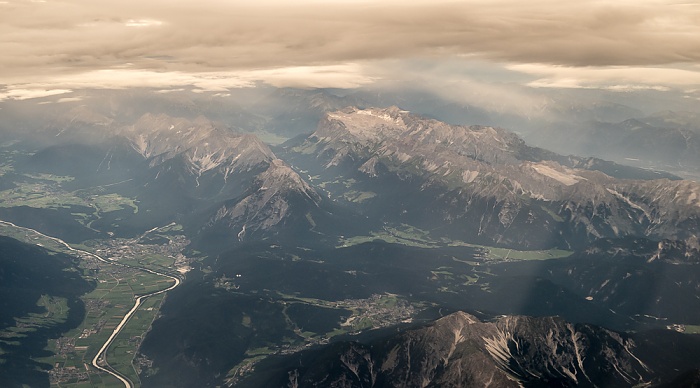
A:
[1, 0, 700, 92]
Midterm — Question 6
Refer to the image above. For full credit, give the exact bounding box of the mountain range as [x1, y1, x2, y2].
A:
[281, 106, 700, 250]
[237, 311, 700, 388]
[1, 96, 699, 387]
[15, 104, 700, 253]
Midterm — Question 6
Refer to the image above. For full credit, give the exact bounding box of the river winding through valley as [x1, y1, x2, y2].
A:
[0, 220, 182, 388]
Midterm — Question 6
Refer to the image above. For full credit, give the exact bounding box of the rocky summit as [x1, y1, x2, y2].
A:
[239, 311, 700, 388]
[286, 107, 700, 249]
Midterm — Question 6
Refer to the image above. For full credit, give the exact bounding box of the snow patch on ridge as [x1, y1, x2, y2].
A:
[356, 108, 403, 125]
[606, 188, 653, 220]
[531, 163, 582, 186]
[462, 170, 480, 183]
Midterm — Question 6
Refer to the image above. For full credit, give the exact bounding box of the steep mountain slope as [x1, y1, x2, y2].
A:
[528, 117, 700, 179]
[590, 119, 700, 170]
[205, 159, 323, 242]
[551, 238, 700, 324]
[484, 237, 700, 327]
[282, 106, 700, 249]
[238, 311, 700, 388]
[122, 113, 273, 165]
[116, 113, 342, 245]
[119, 113, 275, 203]
[14, 112, 327, 246]
[642, 110, 700, 133]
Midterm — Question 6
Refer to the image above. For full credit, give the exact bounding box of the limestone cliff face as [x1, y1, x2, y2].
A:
[114, 113, 324, 239]
[274, 312, 663, 388]
[122, 113, 275, 179]
[210, 159, 322, 240]
[292, 107, 700, 249]
[31, 108, 327, 243]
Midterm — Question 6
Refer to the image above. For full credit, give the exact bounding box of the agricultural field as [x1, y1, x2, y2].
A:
[35, 256, 173, 386]
[338, 223, 573, 261]
[337, 224, 438, 248]
[0, 220, 179, 387]
[684, 325, 700, 334]
[0, 174, 138, 216]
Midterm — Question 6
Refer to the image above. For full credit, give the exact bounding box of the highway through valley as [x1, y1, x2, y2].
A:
[0, 220, 182, 388]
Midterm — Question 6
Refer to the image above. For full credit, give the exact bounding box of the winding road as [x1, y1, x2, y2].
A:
[0, 220, 182, 388]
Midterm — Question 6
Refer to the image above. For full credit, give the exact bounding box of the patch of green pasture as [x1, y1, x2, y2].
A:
[245, 347, 274, 356]
[338, 225, 436, 248]
[481, 246, 572, 261]
[342, 190, 377, 203]
[24, 173, 75, 183]
[0, 180, 138, 215]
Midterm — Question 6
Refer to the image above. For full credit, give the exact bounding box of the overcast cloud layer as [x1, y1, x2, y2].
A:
[2, 0, 700, 97]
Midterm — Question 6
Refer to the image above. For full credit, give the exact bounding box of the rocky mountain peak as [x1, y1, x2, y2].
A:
[289, 107, 700, 249]
[210, 159, 321, 240]
[251, 311, 662, 388]
[313, 107, 525, 170]
[119, 113, 276, 178]
[58, 105, 114, 128]
[123, 113, 221, 158]
[434, 310, 480, 328]
[317, 106, 409, 143]
[256, 159, 320, 201]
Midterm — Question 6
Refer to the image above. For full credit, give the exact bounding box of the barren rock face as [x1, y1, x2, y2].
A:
[272, 312, 667, 388]
[294, 107, 700, 249]
[211, 159, 322, 239]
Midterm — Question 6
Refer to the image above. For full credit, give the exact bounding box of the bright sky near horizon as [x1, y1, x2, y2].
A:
[1, 0, 700, 100]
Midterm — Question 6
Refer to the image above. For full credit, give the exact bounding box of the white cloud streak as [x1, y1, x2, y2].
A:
[510, 64, 700, 90]
[0, 64, 375, 101]
[1, 0, 700, 94]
